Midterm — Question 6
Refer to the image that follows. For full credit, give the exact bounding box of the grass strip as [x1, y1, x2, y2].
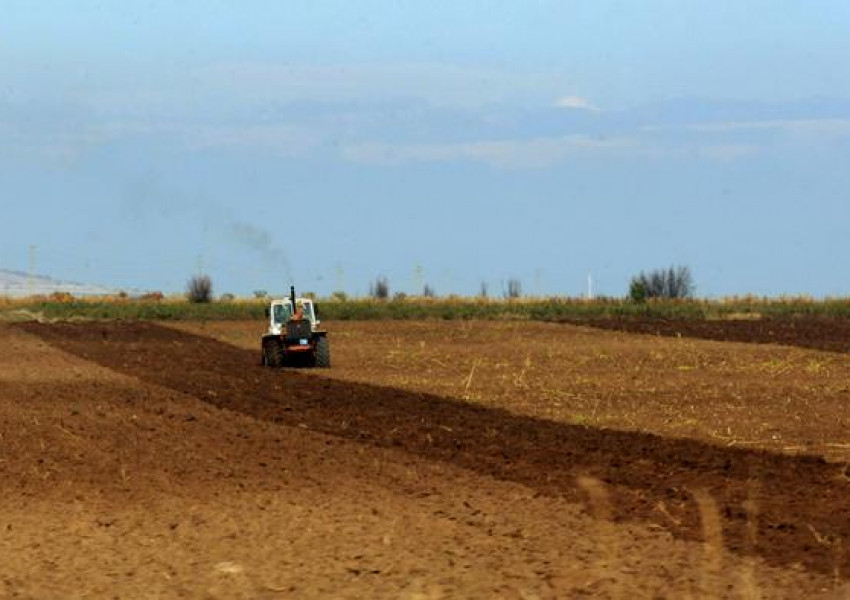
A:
[3, 296, 850, 322]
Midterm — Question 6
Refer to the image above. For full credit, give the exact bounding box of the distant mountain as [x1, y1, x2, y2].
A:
[0, 269, 119, 297]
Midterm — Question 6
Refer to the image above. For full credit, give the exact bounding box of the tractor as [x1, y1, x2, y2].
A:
[261, 287, 330, 368]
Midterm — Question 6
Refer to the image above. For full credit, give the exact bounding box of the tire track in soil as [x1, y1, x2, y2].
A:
[18, 321, 850, 580]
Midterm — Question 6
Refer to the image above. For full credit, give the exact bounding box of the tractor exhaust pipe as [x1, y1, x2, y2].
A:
[290, 285, 296, 308]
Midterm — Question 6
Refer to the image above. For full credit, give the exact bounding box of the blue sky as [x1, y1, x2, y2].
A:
[1, 1, 849, 297]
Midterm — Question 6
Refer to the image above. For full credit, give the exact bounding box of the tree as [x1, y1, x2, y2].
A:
[422, 283, 436, 298]
[369, 276, 390, 299]
[504, 278, 522, 299]
[629, 278, 648, 303]
[186, 274, 213, 303]
[629, 265, 694, 302]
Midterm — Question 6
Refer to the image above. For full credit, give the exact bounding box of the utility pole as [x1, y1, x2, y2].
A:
[587, 273, 593, 300]
[27, 245, 36, 297]
[334, 263, 345, 294]
[413, 264, 424, 295]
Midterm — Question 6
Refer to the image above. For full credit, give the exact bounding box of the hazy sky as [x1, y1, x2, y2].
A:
[1, 1, 849, 297]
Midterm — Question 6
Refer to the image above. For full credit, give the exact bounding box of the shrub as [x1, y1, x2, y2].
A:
[219, 293, 235, 303]
[629, 265, 694, 301]
[253, 290, 268, 299]
[665, 265, 695, 298]
[504, 278, 522, 299]
[629, 279, 648, 303]
[187, 275, 213, 303]
[50, 291, 74, 303]
[369, 276, 390, 299]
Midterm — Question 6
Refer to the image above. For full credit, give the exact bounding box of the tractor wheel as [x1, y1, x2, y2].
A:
[315, 337, 331, 368]
[265, 341, 284, 368]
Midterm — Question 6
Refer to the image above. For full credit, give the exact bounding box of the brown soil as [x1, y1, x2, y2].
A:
[3, 320, 850, 598]
[563, 316, 850, 354]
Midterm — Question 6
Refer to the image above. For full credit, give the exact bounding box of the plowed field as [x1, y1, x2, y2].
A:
[562, 316, 850, 354]
[2, 319, 850, 598]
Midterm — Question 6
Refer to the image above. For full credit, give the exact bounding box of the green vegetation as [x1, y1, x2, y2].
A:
[4, 294, 850, 322]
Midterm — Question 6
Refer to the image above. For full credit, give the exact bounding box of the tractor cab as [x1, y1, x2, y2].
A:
[269, 298, 319, 335]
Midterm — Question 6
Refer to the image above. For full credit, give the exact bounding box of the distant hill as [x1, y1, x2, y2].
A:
[0, 269, 119, 297]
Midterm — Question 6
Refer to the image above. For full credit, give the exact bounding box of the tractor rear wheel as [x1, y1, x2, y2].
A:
[315, 337, 331, 368]
[265, 341, 284, 368]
